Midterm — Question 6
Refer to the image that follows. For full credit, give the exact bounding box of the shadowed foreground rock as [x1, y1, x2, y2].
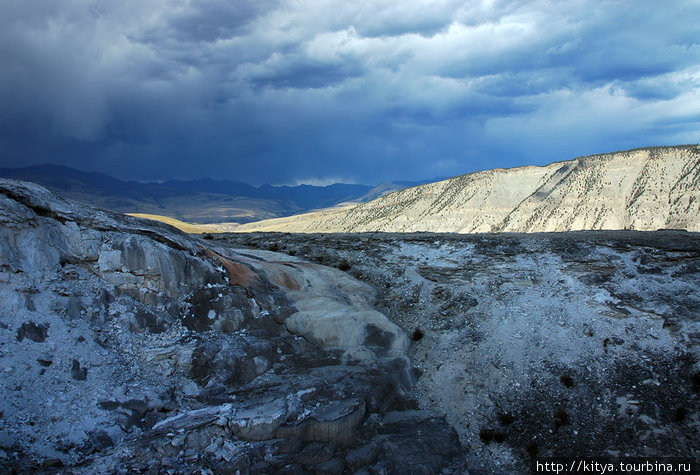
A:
[0, 179, 466, 474]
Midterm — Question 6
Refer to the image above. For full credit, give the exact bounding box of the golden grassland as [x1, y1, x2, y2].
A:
[127, 213, 240, 234]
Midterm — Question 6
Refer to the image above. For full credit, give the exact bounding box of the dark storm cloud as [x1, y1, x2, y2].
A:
[246, 54, 366, 90]
[0, 0, 698, 185]
[165, 0, 276, 42]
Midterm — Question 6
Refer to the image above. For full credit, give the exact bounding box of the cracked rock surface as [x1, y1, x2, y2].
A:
[222, 231, 700, 473]
[0, 179, 465, 474]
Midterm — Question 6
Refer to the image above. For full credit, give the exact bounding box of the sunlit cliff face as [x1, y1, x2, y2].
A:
[237, 146, 700, 234]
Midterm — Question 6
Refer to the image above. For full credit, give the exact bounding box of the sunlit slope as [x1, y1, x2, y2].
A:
[237, 146, 700, 233]
[127, 213, 239, 234]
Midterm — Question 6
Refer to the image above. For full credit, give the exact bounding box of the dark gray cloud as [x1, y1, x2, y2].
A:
[166, 0, 275, 42]
[0, 0, 698, 185]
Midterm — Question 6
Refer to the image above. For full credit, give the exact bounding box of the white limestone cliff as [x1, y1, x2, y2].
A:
[237, 146, 700, 233]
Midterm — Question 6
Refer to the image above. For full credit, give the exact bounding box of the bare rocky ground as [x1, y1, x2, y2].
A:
[215, 230, 700, 472]
[0, 179, 465, 474]
[1, 178, 698, 474]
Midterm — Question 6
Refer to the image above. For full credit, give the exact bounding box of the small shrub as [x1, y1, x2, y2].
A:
[479, 428, 493, 444]
[560, 374, 574, 388]
[673, 406, 687, 422]
[525, 443, 538, 459]
[692, 371, 700, 393]
[498, 412, 515, 426]
[337, 259, 351, 271]
[553, 407, 569, 430]
[479, 428, 506, 444]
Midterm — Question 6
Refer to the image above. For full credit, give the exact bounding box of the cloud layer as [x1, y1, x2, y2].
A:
[1, 0, 698, 184]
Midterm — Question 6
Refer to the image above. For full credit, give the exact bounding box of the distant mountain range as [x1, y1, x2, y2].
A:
[0, 164, 427, 223]
[237, 145, 700, 233]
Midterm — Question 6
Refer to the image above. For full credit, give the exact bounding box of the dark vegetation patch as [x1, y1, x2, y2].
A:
[336, 259, 351, 271]
[525, 442, 538, 459]
[692, 371, 700, 393]
[479, 428, 506, 444]
[672, 406, 687, 422]
[553, 406, 569, 431]
[560, 374, 574, 388]
[412, 328, 424, 342]
[498, 412, 515, 426]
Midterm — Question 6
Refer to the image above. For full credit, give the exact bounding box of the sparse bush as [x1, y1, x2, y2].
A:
[479, 428, 506, 444]
[498, 412, 515, 426]
[553, 407, 569, 431]
[337, 259, 351, 271]
[412, 328, 424, 341]
[560, 374, 574, 388]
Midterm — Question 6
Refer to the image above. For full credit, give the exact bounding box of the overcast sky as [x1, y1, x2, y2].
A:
[1, 0, 698, 185]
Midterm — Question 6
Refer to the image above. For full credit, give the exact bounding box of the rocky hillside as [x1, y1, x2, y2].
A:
[0, 179, 466, 473]
[237, 145, 700, 233]
[1, 179, 698, 473]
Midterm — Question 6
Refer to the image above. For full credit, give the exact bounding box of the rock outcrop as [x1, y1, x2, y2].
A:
[237, 145, 700, 233]
[0, 179, 464, 473]
[2, 177, 698, 473]
[224, 231, 700, 473]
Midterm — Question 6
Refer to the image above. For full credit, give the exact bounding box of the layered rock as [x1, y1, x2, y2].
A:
[226, 231, 700, 473]
[237, 145, 700, 233]
[0, 179, 464, 473]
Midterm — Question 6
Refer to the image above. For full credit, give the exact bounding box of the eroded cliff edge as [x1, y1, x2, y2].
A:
[0, 179, 465, 474]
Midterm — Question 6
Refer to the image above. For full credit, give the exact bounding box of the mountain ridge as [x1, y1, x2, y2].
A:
[236, 145, 700, 233]
[0, 164, 425, 224]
